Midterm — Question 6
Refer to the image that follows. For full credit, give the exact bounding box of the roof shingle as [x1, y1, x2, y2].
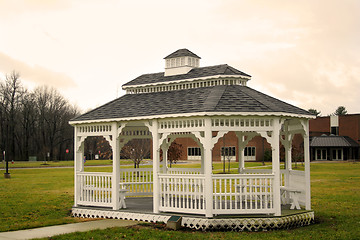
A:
[71, 85, 311, 122]
[164, 49, 201, 59]
[310, 136, 360, 147]
[123, 64, 251, 87]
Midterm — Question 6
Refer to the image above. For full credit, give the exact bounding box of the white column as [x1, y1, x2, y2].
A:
[151, 120, 160, 213]
[237, 134, 245, 173]
[204, 118, 213, 218]
[303, 120, 311, 210]
[111, 123, 120, 210]
[271, 119, 281, 216]
[200, 147, 205, 174]
[284, 134, 293, 191]
[161, 145, 168, 173]
[74, 127, 84, 207]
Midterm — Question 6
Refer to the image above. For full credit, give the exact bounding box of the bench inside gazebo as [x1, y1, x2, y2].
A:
[70, 49, 315, 231]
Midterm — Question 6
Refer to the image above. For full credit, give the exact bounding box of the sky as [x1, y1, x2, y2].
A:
[0, 0, 359, 116]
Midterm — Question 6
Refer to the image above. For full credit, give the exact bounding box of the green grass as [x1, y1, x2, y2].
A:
[1, 162, 360, 239]
[0, 168, 83, 232]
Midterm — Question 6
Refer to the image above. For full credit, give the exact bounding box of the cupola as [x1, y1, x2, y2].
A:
[164, 49, 201, 76]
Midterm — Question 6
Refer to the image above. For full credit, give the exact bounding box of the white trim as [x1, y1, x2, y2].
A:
[70, 112, 315, 125]
[122, 74, 251, 90]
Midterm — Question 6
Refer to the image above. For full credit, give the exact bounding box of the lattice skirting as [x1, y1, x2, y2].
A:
[72, 207, 314, 231]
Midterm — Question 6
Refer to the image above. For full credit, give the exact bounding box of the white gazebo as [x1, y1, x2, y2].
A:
[70, 49, 315, 231]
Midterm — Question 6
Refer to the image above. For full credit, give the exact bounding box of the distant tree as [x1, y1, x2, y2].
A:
[121, 139, 151, 168]
[33, 86, 77, 161]
[334, 106, 347, 116]
[308, 108, 321, 117]
[96, 137, 112, 159]
[0, 71, 78, 161]
[167, 141, 183, 167]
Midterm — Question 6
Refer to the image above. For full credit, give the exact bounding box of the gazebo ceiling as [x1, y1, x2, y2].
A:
[71, 85, 312, 123]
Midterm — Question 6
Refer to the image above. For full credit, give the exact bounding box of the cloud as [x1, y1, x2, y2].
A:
[0, 0, 71, 18]
[0, 52, 76, 89]
[213, 0, 360, 115]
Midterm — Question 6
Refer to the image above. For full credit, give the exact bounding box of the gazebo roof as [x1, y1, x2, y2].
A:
[71, 85, 311, 123]
[122, 64, 251, 87]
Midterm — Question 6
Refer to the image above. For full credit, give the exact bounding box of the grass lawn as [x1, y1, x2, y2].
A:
[0, 159, 136, 169]
[1, 162, 360, 239]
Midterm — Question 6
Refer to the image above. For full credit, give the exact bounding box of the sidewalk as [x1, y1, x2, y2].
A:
[0, 219, 138, 240]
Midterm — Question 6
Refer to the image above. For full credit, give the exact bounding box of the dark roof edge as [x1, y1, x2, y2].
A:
[70, 111, 315, 125]
[164, 49, 201, 59]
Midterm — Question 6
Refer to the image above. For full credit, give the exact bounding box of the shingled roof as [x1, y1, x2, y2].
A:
[311, 136, 360, 147]
[123, 64, 251, 87]
[164, 48, 201, 59]
[71, 85, 311, 123]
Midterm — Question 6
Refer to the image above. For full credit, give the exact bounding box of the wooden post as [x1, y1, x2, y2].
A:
[303, 120, 311, 210]
[161, 145, 168, 173]
[152, 120, 160, 213]
[204, 118, 213, 218]
[112, 122, 120, 210]
[272, 119, 281, 216]
[237, 134, 245, 173]
[74, 126, 84, 207]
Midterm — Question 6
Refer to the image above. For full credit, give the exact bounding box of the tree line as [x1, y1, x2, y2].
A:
[0, 71, 79, 161]
[308, 106, 348, 117]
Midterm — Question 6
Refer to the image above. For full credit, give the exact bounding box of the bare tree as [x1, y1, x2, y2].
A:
[33, 86, 69, 160]
[0, 71, 23, 161]
[121, 139, 151, 168]
[0, 71, 78, 162]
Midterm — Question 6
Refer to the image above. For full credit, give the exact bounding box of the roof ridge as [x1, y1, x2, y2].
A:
[203, 85, 227, 111]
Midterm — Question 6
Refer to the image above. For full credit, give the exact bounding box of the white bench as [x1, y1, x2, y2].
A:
[119, 183, 130, 208]
[119, 182, 151, 208]
[280, 186, 302, 210]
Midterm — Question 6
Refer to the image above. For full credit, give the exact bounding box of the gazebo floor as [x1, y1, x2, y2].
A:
[72, 197, 314, 231]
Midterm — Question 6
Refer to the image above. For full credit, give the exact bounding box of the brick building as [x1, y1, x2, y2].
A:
[309, 114, 360, 161]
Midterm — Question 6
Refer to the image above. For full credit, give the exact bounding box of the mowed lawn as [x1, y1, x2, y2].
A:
[0, 162, 360, 239]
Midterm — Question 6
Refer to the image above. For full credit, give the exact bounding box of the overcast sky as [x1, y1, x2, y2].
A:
[0, 0, 359, 116]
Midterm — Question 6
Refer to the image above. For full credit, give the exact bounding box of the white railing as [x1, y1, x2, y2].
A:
[159, 174, 206, 215]
[242, 169, 286, 186]
[212, 174, 275, 214]
[167, 168, 201, 175]
[120, 168, 153, 196]
[288, 170, 305, 205]
[77, 172, 112, 207]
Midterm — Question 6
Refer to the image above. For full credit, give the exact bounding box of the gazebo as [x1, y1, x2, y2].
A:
[70, 49, 315, 230]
